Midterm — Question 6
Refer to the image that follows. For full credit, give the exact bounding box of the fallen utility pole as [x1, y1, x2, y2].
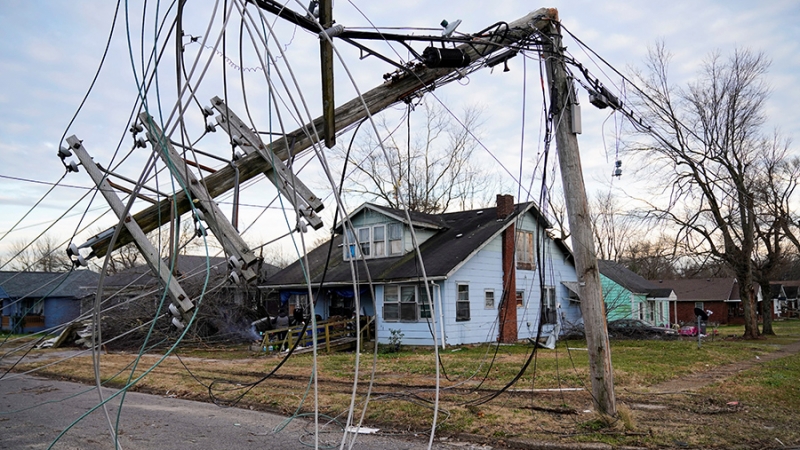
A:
[84, 7, 556, 259]
[543, 15, 617, 415]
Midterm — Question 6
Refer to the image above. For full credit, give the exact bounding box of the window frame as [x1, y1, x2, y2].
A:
[344, 222, 404, 260]
[484, 289, 495, 309]
[383, 284, 434, 322]
[516, 290, 525, 308]
[456, 283, 470, 322]
[516, 230, 535, 271]
[542, 286, 557, 324]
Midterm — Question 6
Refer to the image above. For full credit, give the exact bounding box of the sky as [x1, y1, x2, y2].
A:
[1, 0, 799, 266]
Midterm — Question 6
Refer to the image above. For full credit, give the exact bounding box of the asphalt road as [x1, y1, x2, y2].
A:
[0, 374, 488, 450]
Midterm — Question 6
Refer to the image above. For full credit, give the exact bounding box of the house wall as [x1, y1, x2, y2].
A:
[674, 301, 729, 325]
[373, 211, 581, 346]
[600, 275, 634, 321]
[43, 297, 81, 330]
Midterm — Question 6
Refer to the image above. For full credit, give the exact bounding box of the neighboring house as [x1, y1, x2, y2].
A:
[100, 254, 281, 313]
[769, 281, 800, 318]
[0, 270, 99, 333]
[598, 260, 674, 327]
[649, 278, 764, 325]
[261, 195, 582, 347]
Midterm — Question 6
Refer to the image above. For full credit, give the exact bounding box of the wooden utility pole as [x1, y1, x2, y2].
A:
[543, 15, 617, 416]
[84, 8, 557, 259]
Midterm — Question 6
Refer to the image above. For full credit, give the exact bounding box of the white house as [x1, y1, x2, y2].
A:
[261, 195, 582, 346]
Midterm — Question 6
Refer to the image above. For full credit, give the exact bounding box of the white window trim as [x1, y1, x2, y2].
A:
[484, 289, 495, 309]
[456, 283, 470, 322]
[344, 222, 404, 260]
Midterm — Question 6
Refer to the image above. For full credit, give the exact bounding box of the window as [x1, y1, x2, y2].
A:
[344, 228, 358, 259]
[373, 225, 385, 257]
[384, 286, 399, 321]
[358, 227, 371, 256]
[694, 301, 704, 310]
[516, 230, 535, 270]
[516, 290, 525, 308]
[344, 223, 403, 260]
[456, 284, 470, 321]
[542, 286, 557, 324]
[400, 286, 417, 321]
[485, 290, 495, 309]
[637, 302, 645, 321]
[419, 286, 432, 318]
[388, 223, 403, 255]
[383, 284, 433, 322]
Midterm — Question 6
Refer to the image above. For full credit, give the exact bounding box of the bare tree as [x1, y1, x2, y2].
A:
[339, 99, 497, 213]
[751, 135, 799, 334]
[620, 235, 680, 280]
[5, 234, 71, 272]
[591, 190, 637, 261]
[628, 44, 772, 339]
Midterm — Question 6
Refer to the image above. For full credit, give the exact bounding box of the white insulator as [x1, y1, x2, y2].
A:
[297, 219, 308, 233]
[195, 224, 207, 237]
[228, 255, 243, 270]
[58, 146, 72, 159]
[172, 317, 186, 330]
[319, 24, 345, 39]
[135, 137, 147, 148]
[206, 123, 216, 133]
[229, 271, 240, 284]
[75, 254, 87, 267]
[169, 303, 181, 318]
[202, 106, 214, 117]
[194, 210, 205, 222]
[67, 161, 80, 173]
[67, 242, 79, 257]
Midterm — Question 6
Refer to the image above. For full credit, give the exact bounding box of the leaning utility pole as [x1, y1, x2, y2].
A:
[543, 15, 616, 415]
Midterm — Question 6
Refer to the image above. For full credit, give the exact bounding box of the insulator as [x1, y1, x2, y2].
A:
[58, 146, 72, 159]
[202, 106, 214, 117]
[232, 135, 244, 147]
[195, 224, 207, 237]
[615, 160, 622, 168]
[296, 220, 308, 233]
[129, 123, 144, 134]
[421, 47, 471, 69]
[169, 303, 181, 318]
[67, 161, 80, 173]
[135, 137, 147, 148]
[194, 209, 205, 222]
[74, 254, 87, 267]
[229, 271, 240, 284]
[440, 19, 462, 37]
[205, 123, 216, 133]
[228, 255, 243, 270]
[319, 24, 345, 39]
[613, 167, 622, 177]
[66, 242, 79, 257]
[171, 316, 186, 330]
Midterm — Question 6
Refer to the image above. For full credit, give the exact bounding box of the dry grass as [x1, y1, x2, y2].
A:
[4, 320, 800, 448]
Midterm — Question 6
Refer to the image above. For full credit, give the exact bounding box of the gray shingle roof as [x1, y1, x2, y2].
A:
[264, 202, 554, 287]
[598, 260, 672, 298]
[0, 270, 99, 299]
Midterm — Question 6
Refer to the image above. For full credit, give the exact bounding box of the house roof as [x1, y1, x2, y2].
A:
[264, 201, 552, 288]
[334, 203, 447, 232]
[0, 270, 99, 299]
[598, 260, 673, 299]
[648, 278, 741, 302]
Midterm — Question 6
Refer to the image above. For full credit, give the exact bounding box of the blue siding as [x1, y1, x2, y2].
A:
[374, 210, 581, 346]
[43, 297, 81, 330]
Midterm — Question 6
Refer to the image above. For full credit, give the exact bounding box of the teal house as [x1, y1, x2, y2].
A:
[598, 260, 674, 326]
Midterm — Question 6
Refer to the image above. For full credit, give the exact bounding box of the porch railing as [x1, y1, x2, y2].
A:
[260, 316, 375, 353]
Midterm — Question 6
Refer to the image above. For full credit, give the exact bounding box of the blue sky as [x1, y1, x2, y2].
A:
[1, 0, 798, 262]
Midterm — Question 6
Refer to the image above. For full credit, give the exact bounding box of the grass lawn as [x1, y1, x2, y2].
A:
[4, 319, 800, 448]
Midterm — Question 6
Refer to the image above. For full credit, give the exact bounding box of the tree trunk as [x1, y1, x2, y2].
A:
[737, 269, 760, 339]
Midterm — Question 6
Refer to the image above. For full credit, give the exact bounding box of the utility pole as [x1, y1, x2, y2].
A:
[83, 8, 556, 259]
[543, 15, 617, 416]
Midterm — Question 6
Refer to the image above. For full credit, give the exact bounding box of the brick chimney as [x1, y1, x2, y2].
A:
[497, 194, 518, 343]
[496, 194, 514, 220]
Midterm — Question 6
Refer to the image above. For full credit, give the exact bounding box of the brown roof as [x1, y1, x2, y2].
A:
[648, 278, 740, 302]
